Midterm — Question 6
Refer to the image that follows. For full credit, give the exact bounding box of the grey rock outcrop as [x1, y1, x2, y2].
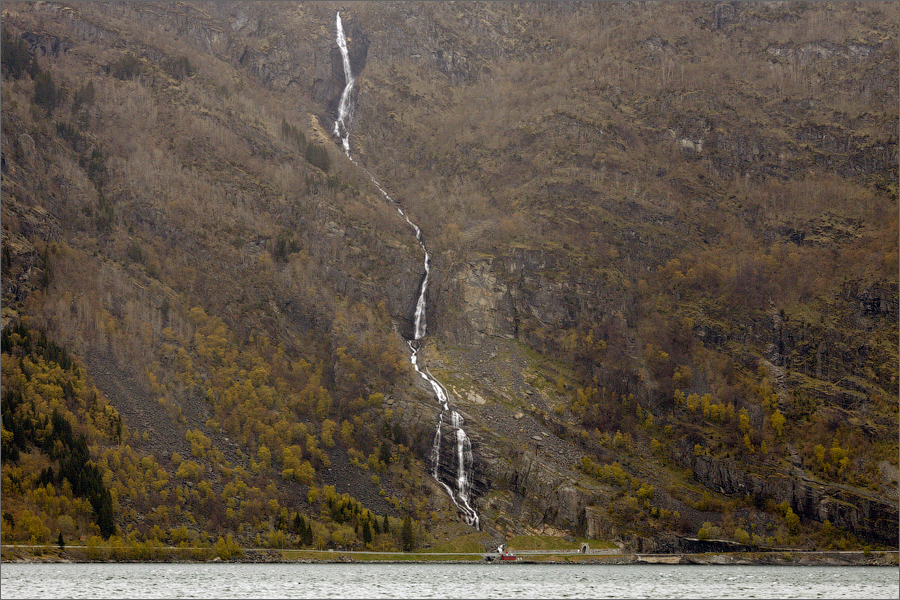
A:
[680, 451, 898, 547]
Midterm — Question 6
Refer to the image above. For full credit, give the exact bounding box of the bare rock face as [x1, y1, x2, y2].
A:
[682, 451, 898, 547]
[472, 442, 598, 539]
[438, 258, 517, 344]
[22, 31, 71, 57]
[432, 250, 625, 347]
[237, 33, 325, 100]
[844, 279, 899, 319]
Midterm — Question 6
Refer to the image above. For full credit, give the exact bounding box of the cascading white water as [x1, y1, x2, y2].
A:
[330, 11, 479, 529]
[332, 12, 354, 156]
[413, 251, 429, 340]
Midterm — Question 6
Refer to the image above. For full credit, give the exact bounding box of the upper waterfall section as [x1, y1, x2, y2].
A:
[329, 12, 369, 155]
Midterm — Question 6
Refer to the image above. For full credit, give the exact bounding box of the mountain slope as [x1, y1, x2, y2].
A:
[1, 1, 897, 554]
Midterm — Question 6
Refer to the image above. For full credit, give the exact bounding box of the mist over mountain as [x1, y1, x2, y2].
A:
[1, 1, 897, 556]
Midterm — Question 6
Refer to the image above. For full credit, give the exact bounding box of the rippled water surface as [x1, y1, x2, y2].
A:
[2, 563, 898, 598]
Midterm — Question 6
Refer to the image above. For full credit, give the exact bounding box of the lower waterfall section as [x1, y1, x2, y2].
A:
[410, 341, 479, 528]
[330, 11, 480, 529]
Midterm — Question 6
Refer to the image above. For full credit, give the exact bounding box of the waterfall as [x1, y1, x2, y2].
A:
[332, 12, 354, 156]
[330, 11, 479, 529]
[413, 251, 429, 340]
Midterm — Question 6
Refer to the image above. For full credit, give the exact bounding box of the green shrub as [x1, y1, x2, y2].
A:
[111, 53, 140, 80]
[162, 55, 192, 80]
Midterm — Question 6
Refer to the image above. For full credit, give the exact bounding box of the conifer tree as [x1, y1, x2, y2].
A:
[379, 441, 391, 465]
[401, 515, 414, 551]
[303, 521, 313, 546]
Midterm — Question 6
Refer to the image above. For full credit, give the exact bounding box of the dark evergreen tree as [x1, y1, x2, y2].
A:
[110, 53, 140, 80]
[379, 441, 391, 465]
[33, 69, 64, 115]
[401, 515, 414, 552]
[304, 142, 330, 172]
[304, 520, 314, 546]
[96, 488, 116, 539]
[1, 28, 36, 79]
[392, 423, 408, 446]
[38, 466, 54, 486]
[71, 80, 95, 113]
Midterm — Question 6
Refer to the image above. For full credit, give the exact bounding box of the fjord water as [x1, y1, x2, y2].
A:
[1, 563, 898, 599]
[330, 11, 479, 528]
